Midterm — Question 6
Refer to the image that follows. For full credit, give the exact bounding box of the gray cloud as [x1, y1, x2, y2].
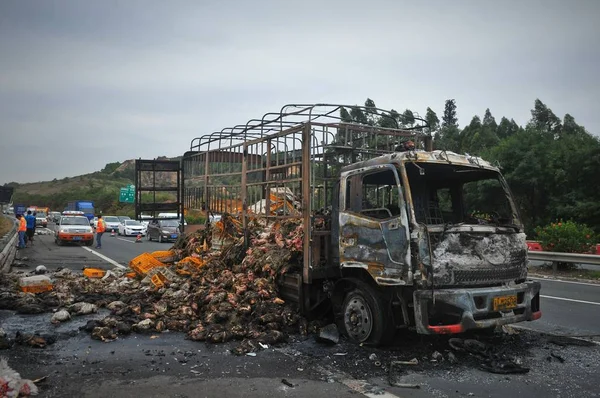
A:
[1, 0, 599, 184]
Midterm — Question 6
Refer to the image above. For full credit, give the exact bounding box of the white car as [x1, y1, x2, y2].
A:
[102, 216, 121, 233]
[118, 220, 146, 236]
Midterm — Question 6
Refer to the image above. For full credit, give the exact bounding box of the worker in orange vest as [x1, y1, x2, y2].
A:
[95, 214, 106, 249]
[17, 214, 27, 249]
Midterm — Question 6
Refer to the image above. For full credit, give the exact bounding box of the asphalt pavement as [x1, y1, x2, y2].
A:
[524, 276, 600, 338]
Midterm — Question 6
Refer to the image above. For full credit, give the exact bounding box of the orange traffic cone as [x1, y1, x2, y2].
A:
[135, 233, 142, 243]
[111, 230, 115, 237]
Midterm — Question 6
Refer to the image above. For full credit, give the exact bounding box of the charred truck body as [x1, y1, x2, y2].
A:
[183, 104, 541, 344]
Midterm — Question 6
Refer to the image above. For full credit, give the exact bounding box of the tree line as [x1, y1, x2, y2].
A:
[340, 98, 600, 235]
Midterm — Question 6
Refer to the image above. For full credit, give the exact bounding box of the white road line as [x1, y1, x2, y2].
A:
[81, 247, 127, 269]
[541, 295, 600, 306]
[314, 365, 402, 398]
[530, 276, 600, 287]
[116, 237, 135, 244]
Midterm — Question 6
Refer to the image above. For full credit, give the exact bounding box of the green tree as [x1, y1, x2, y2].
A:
[528, 99, 561, 136]
[496, 117, 520, 140]
[425, 107, 440, 131]
[442, 99, 458, 128]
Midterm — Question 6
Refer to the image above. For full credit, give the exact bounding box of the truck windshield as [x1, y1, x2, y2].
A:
[405, 162, 519, 227]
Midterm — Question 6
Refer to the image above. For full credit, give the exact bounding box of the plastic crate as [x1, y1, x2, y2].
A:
[150, 272, 169, 288]
[129, 253, 166, 275]
[83, 268, 106, 278]
[20, 284, 53, 294]
[150, 250, 178, 264]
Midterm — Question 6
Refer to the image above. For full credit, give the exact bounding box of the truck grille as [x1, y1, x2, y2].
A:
[453, 267, 525, 284]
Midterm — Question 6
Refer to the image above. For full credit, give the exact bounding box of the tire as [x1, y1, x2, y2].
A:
[85, 240, 93, 246]
[341, 280, 391, 346]
[158, 235, 163, 243]
[55, 238, 63, 246]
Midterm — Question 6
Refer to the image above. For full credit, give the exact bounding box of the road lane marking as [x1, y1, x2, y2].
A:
[81, 247, 127, 269]
[314, 365, 402, 398]
[541, 295, 600, 306]
[530, 276, 600, 287]
[116, 237, 135, 244]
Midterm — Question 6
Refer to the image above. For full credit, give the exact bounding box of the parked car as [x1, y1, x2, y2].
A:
[118, 220, 146, 236]
[146, 219, 180, 243]
[55, 215, 94, 246]
[102, 216, 121, 233]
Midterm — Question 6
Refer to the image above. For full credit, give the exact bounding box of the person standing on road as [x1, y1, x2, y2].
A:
[25, 210, 36, 246]
[16, 214, 27, 249]
[95, 214, 106, 249]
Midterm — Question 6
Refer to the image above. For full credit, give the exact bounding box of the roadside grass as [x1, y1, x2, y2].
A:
[0, 216, 13, 237]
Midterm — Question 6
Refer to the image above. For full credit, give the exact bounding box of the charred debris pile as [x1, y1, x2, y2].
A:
[0, 215, 318, 355]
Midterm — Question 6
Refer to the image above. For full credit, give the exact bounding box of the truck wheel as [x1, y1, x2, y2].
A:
[341, 281, 390, 345]
[158, 235, 163, 243]
[147, 233, 152, 241]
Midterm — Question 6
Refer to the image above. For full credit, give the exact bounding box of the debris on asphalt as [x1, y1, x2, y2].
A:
[431, 351, 443, 361]
[18, 275, 53, 294]
[0, 216, 308, 355]
[281, 378, 295, 388]
[15, 331, 55, 349]
[369, 353, 379, 361]
[550, 352, 565, 363]
[448, 337, 530, 374]
[50, 310, 71, 324]
[316, 324, 339, 345]
[34, 265, 47, 275]
[390, 358, 418, 366]
[0, 357, 39, 396]
[0, 329, 12, 350]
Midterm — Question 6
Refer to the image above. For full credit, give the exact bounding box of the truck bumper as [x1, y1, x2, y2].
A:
[413, 280, 541, 334]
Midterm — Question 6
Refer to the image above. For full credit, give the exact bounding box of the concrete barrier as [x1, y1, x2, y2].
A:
[0, 215, 18, 273]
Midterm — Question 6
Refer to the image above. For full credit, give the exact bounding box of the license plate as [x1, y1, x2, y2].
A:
[171, 234, 178, 239]
[493, 295, 517, 311]
[72, 236, 82, 241]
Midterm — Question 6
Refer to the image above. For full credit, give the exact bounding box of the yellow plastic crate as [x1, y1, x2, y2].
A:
[83, 268, 106, 278]
[150, 250, 178, 264]
[129, 253, 166, 275]
[150, 272, 169, 288]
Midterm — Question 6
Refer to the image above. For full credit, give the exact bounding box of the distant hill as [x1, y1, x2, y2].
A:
[7, 157, 179, 215]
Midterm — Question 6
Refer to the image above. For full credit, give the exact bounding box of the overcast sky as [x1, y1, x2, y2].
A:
[1, 0, 599, 184]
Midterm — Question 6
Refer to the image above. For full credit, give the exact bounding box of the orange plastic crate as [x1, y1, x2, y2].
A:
[129, 253, 166, 275]
[83, 268, 106, 278]
[20, 284, 53, 294]
[150, 272, 169, 288]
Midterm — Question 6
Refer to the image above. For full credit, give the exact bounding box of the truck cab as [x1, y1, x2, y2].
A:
[335, 150, 541, 339]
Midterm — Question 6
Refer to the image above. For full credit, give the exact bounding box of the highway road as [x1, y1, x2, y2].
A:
[4, 224, 600, 397]
[525, 276, 600, 338]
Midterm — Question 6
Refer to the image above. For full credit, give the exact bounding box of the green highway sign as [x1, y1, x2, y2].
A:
[119, 185, 135, 203]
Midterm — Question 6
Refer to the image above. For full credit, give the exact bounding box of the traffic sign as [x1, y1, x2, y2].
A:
[119, 185, 135, 203]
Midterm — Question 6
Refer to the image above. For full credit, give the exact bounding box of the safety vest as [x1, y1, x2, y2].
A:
[19, 217, 27, 232]
[96, 219, 106, 233]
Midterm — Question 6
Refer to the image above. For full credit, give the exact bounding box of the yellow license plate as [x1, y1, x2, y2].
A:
[493, 295, 517, 311]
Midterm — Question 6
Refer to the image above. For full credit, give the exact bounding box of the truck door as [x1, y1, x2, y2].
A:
[339, 165, 411, 284]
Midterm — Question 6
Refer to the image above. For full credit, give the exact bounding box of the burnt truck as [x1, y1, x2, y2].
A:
[182, 104, 541, 344]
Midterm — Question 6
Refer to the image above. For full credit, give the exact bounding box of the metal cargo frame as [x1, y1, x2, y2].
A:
[182, 104, 431, 299]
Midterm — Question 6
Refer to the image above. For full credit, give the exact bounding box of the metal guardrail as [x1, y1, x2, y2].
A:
[528, 251, 600, 266]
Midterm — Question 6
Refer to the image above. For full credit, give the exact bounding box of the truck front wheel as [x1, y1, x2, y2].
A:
[341, 281, 390, 345]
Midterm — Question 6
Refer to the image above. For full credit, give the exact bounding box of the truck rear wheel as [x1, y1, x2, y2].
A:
[341, 280, 390, 345]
